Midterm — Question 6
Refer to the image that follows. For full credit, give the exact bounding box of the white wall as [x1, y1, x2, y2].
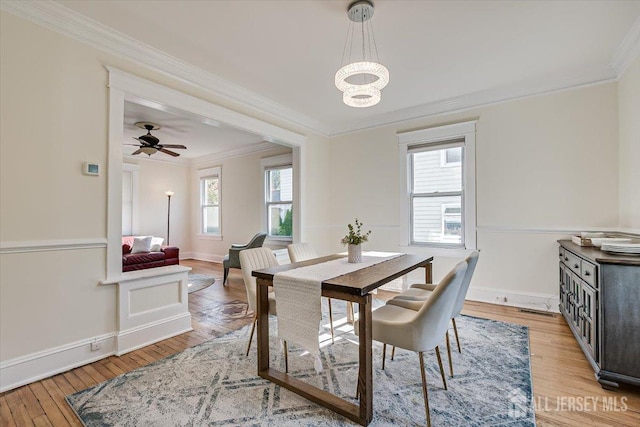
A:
[189, 146, 293, 261]
[0, 11, 330, 389]
[0, 7, 633, 391]
[328, 83, 620, 309]
[618, 54, 640, 230]
[123, 159, 191, 250]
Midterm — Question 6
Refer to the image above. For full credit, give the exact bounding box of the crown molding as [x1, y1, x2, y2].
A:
[190, 141, 279, 166]
[2, 1, 637, 139]
[612, 16, 640, 76]
[325, 67, 618, 136]
[0, 0, 329, 136]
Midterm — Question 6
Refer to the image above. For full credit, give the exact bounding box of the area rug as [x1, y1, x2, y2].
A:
[187, 273, 216, 293]
[66, 300, 535, 426]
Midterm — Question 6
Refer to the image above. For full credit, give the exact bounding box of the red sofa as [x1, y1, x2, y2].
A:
[122, 236, 180, 272]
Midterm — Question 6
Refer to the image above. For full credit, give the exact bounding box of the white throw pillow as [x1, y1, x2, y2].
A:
[131, 236, 153, 254]
[150, 237, 164, 252]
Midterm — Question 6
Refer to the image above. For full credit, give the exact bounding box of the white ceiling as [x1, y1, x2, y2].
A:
[123, 101, 274, 160]
[33, 1, 640, 135]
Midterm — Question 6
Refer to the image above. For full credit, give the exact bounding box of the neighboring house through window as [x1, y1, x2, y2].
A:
[398, 121, 477, 250]
[198, 166, 221, 236]
[261, 154, 293, 240]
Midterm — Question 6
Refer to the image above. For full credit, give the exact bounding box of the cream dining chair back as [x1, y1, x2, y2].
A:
[391, 251, 480, 354]
[240, 247, 289, 369]
[357, 261, 467, 426]
[240, 247, 279, 313]
[287, 242, 318, 263]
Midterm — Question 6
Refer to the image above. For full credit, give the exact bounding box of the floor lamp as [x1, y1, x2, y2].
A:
[165, 191, 174, 245]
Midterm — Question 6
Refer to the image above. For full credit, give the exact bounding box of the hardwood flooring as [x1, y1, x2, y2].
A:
[1, 259, 638, 426]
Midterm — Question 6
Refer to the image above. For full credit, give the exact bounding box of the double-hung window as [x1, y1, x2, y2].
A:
[261, 154, 293, 240]
[399, 121, 476, 250]
[198, 167, 221, 236]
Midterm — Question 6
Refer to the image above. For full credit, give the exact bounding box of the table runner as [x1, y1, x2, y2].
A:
[274, 252, 401, 373]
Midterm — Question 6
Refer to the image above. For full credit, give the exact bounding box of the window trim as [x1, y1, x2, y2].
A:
[398, 120, 477, 251]
[122, 163, 139, 236]
[261, 154, 294, 242]
[197, 166, 221, 237]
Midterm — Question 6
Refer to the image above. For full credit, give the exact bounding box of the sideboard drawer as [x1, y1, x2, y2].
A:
[559, 247, 565, 261]
[564, 251, 582, 275]
[582, 261, 597, 287]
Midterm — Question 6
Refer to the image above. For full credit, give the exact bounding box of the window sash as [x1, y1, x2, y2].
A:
[200, 175, 220, 235]
[264, 166, 293, 238]
[409, 142, 465, 247]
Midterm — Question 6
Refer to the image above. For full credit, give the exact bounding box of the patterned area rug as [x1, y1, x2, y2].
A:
[187, 274, 216, 293]
[66, 300, 535, 426]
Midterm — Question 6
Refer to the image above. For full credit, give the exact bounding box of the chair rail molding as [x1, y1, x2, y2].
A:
[0, 238, 107, 254]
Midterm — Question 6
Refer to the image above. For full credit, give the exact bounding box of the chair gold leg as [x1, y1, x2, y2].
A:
[382, 343, 387, 370]
[327, 298, 335, 344]
[419, 352, 432, 427]
[452, 318, 461, 353]
[435, 346, 447, 390]
[245, 314, 257, 357]
[284, 340, 289, 373]
[391, 346, 396, 361]
[446, 331, 454, 377]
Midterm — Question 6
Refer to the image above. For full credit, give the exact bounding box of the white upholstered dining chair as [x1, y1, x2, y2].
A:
[240, 247, 289, 370]
[389, 251, 480, 357]
[287, 242, 336, 344]
[355, 261, 468, 427]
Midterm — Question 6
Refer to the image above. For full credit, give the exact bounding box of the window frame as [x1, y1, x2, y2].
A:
[197, 166, 222, 238]
[261, 154, 294, 242]
[398, 121, 477, 253]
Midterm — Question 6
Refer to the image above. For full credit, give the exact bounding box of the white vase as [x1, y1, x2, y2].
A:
[348, 244, 362, 263]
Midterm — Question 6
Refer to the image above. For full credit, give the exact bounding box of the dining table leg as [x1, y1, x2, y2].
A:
[425, 263, 433, 284]
[256, 278, 270, 373]
[357, 294, 373, 425]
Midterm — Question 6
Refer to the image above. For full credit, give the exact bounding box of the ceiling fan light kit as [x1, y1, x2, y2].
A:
[127, 121, 187, 157]
[335, 0, 389, 108]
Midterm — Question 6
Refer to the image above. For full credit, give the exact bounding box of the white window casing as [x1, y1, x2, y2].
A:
[197, 166, 221, 237]
[398, 120, 477, 251]
[261, 154, 294, 242]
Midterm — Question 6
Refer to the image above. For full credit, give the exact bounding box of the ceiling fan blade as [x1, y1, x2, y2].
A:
[133, 137, 151, 146]
[159, 148, 180, 157]
[160, 144, 187, 149]
[124, 143, 141, 146]
[131, 149, 143, 155]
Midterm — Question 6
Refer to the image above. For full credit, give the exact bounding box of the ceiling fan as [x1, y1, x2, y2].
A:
[126, 122, 187, 157]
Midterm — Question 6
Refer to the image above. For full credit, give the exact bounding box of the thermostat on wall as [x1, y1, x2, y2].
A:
[83, 162, 100, 176]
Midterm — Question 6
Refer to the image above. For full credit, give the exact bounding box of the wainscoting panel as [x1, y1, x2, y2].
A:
[107, 266, 193, 355]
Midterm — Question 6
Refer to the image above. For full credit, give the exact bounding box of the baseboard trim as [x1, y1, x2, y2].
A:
[0, 333, 116, 393]
[466, 287, 559, 313]
[183, 252, 223, 264]
[116, 312, 192, 356]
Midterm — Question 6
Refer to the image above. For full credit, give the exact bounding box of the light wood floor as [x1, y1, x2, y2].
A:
[1, 259, 638, 426]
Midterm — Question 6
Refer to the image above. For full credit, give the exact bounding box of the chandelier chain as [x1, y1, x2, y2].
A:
[369, 18, 380, 64]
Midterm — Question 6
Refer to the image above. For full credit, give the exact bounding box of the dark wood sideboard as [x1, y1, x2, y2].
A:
[558, 239, 640, 389]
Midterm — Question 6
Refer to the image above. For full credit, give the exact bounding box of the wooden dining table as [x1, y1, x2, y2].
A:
[252, 253, 433, 426]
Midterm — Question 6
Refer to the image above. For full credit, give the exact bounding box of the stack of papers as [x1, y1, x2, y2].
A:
[600, 243, 640, 255]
